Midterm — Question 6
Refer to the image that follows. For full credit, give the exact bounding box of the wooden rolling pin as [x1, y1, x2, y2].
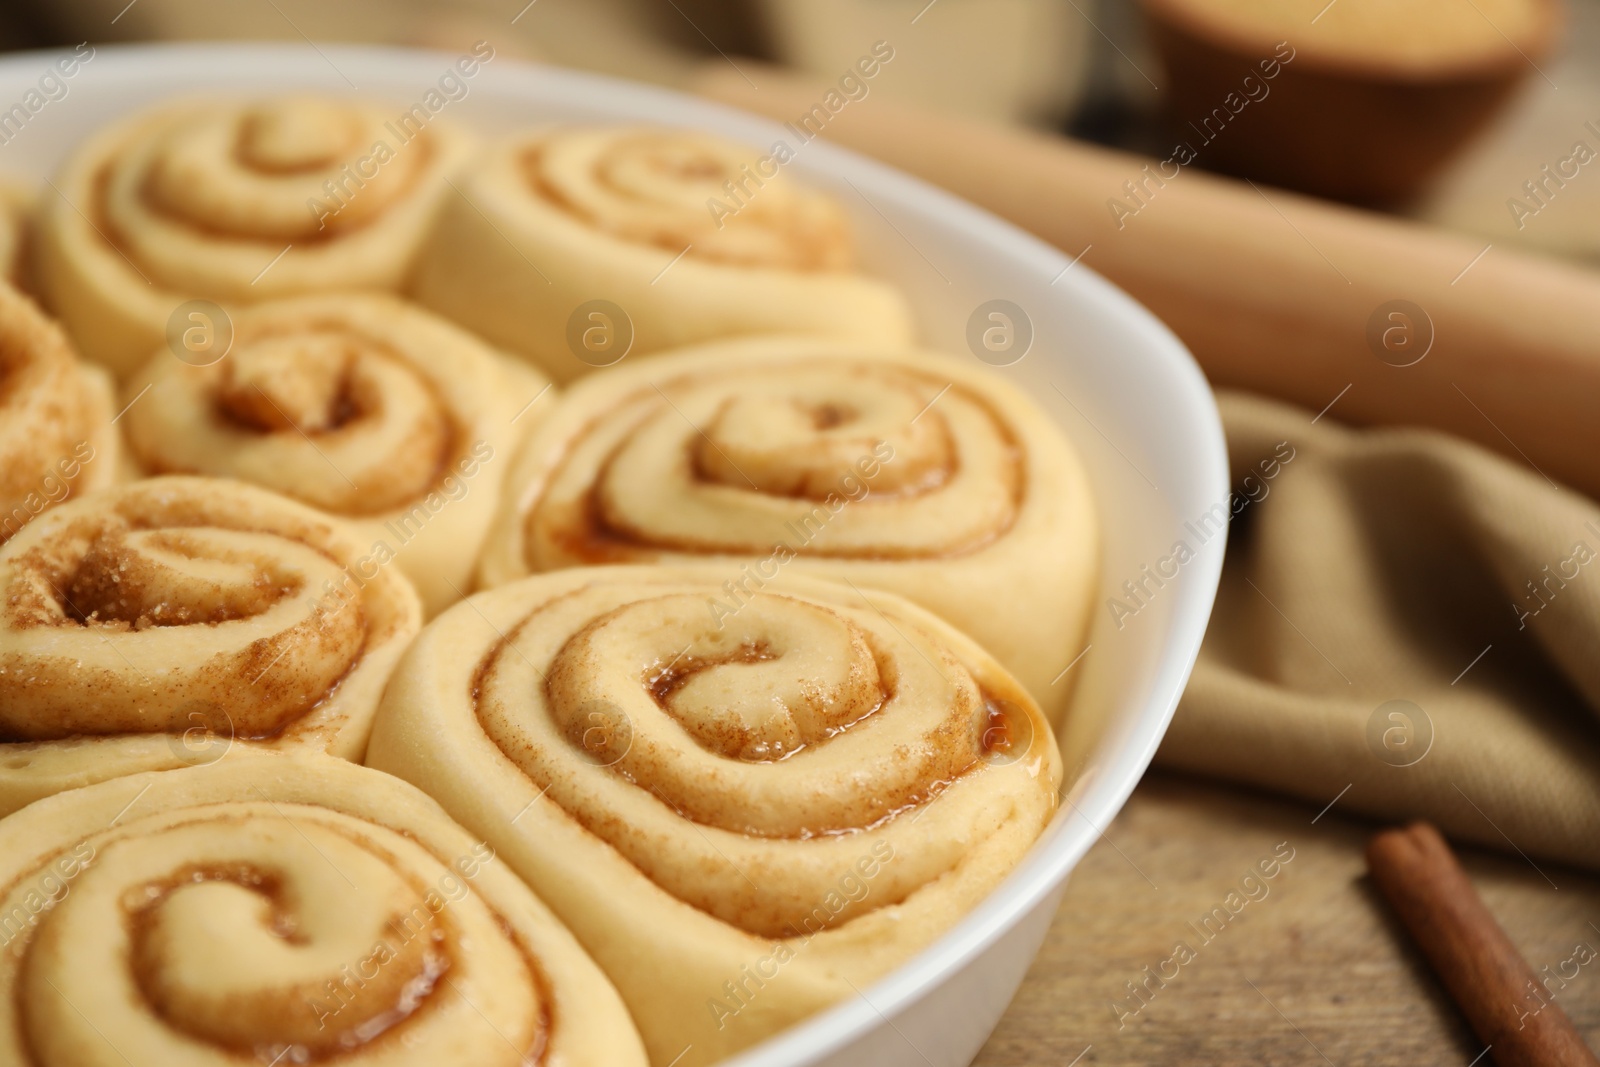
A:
[692, 64, 1600, 499]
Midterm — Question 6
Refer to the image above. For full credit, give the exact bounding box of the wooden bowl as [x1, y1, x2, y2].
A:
[1138, 0, 1563, 204]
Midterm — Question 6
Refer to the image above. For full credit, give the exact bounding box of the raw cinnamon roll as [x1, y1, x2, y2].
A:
[35, 96, 473, 377]
[0, 280, 117, 544]
[367, 566, 1061, 1066]
[120, 294, 550, 616]
[0, 750, 647, 1066]
[409, 126, 913, 384]
[477, 337, 1097, 719]
[0, 476, 421, 817]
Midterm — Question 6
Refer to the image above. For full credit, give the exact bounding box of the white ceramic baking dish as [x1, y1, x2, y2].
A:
[0, 42, 1229, 1067]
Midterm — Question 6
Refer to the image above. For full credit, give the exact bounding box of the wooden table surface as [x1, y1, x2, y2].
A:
[973, 772, 1598, 1066]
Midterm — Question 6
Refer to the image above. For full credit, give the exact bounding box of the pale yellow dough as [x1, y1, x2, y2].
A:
[0, 280, 118, 544]
[409, 126, 913, 384]
[0, 750, 647, 1066]
[367, 565, 1062, 1066]
[34, 96, 474, 377]
[0, 476, 421, 817]
[119, 294, 552, 617]
[476, 337, 1098, 721]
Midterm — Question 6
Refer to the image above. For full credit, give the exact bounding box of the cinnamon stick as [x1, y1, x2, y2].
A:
[1366, 822, 1599, 1067]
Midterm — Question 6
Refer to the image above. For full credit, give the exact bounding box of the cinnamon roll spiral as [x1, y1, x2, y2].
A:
[0, 476, 421, 817]
[120, 294, 550, 616]
[0, 280, 117, 545]
[0, 750, 647, 1066]
[367, 566, 1061, 1065]
[409, 126, 912, 384]
[35, 97, 473, 376]
[478, 337, 1098, 720]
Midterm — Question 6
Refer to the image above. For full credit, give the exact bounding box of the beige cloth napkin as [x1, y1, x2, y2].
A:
[1157, 390, 1600, 874]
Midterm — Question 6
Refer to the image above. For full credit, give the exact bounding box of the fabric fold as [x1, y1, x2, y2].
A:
[1159, 390, 1600, 873]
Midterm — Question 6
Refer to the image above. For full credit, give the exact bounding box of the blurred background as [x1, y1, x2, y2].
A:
[0, 0, 1595, 264]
